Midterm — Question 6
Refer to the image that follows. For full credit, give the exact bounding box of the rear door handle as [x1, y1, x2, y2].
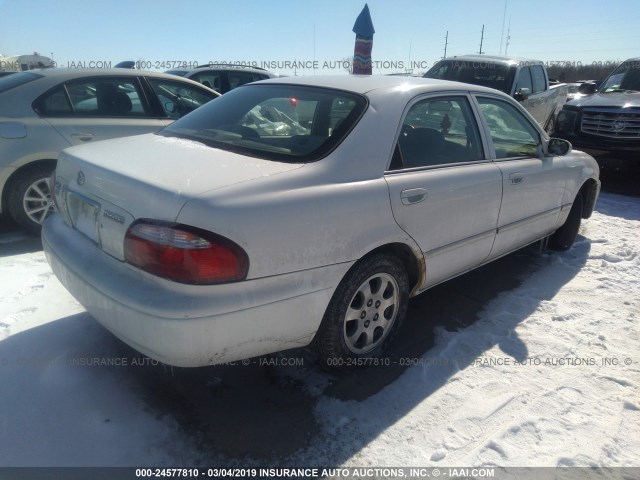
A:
[509, 173, 524, 185]
[401, 188, 428, 205]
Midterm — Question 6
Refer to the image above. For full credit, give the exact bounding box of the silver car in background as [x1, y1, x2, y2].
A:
[43, 75, 600, 368]
[0, 69, 218, 232]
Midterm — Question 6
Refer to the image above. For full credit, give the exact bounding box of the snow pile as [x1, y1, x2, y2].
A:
[0, 191, 638, 467]
[301, 192, 640, 467]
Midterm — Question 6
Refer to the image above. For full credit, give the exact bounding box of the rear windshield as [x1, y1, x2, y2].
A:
[158, 84, 368, 162]
[0, 71, 43, 94]
[424, 60, 516, 94]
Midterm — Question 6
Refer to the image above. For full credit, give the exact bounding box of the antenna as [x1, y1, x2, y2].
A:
[443, 31, 449, 58]
[500, 0, 508, 55]
[505, 16, 511, 55]
[479, 25, 485, 55]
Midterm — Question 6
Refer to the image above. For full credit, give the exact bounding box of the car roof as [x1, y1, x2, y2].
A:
[437, 54, 543, 66]
[0, 68, 219, 97]
[18, 67, 206, 81]
[181, 65, 278, 76]
[253, 74, 504, 97]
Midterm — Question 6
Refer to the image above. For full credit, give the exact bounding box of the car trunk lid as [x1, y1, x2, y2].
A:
[54, 133, 302, 260]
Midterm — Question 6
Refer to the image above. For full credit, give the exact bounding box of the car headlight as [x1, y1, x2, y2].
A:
[555, 109, 578, 133]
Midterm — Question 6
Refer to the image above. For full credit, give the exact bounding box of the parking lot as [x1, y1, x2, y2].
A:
[1, 172, 638, 468]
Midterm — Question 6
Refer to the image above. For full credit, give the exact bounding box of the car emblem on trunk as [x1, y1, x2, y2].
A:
[77, 171, 85, 185]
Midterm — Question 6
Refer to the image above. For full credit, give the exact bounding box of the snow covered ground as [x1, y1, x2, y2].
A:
[0, 188, 638, 471]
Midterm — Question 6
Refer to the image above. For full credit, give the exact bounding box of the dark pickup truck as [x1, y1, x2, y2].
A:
[425, 55, 567, 134]
[554, 58, 640, 170]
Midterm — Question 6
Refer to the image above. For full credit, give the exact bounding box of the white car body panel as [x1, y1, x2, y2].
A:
[42, 75, 601, 367]
[55, 134, 304, 261]
[386, 163, 503, 288]
[43, 117, 168, 146]
[44, 214, 352, 366]
[489, 156, 568, 258]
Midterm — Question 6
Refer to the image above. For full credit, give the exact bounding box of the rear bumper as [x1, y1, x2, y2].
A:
[42, 214, 351, 367]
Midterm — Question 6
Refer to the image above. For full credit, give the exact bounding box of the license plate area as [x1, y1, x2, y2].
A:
[65, 191, 100, 245]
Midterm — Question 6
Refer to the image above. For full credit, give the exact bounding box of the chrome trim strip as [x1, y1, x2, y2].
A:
[425, 229, 496, 258]
[497, 207, 561, 234]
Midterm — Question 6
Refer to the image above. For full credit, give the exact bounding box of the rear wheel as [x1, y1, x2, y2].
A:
[549, 192, 583, 251]
[8, 166, 56, 234]
[313, 254, 409, 368]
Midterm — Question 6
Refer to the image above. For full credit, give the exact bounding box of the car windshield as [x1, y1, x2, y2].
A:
[0, 71, 43, 94]
[424, 60, 516, 94]
[158, 84, 367, 162]
[600, 60, 640, 93]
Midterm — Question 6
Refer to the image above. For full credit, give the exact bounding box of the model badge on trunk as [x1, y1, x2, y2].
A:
[103, 210, 125, 224]
[77, 171, 85, 185]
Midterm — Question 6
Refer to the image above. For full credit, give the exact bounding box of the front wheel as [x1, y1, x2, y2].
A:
[549, 192, 583, 251]
[313, 254, 409, 368]
[8, 166, 56, 234]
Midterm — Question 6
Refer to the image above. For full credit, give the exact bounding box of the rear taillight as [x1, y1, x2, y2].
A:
[124, 220, 249, 284]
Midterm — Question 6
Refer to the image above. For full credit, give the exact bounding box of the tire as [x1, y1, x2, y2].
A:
[313, 254, 409, 368]
[8, 166, 56, 234]
[549, 192, 583, 251]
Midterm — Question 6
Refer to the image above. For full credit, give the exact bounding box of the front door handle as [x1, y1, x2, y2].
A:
[509, 173, 524, 185]
[401, 188, 428, 205]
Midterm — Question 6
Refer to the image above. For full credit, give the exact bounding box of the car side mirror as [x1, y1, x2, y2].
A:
[578, 82, 597, 95]
[548, 138, 572, 156]
[514, 87, 530, 102]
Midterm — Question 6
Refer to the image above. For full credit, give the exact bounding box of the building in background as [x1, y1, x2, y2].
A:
[0, 52, 55, 72]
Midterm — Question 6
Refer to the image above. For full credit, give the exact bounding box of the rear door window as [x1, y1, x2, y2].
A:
[393, 96, 484, 169]
[189, 72, 223, 93]
[35, 86, 73, 115]
[228, 71, 257, 90]
[34, 77, 148, 117]
[147, 78, 217, 119]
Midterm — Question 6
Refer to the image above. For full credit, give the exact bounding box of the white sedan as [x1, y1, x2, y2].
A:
[0, 69, 218, 232]
[42, 75, 600, 367]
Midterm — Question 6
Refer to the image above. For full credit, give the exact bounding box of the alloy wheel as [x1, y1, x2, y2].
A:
[22, 177, 56, 225]
[343, 273, 400, 354]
